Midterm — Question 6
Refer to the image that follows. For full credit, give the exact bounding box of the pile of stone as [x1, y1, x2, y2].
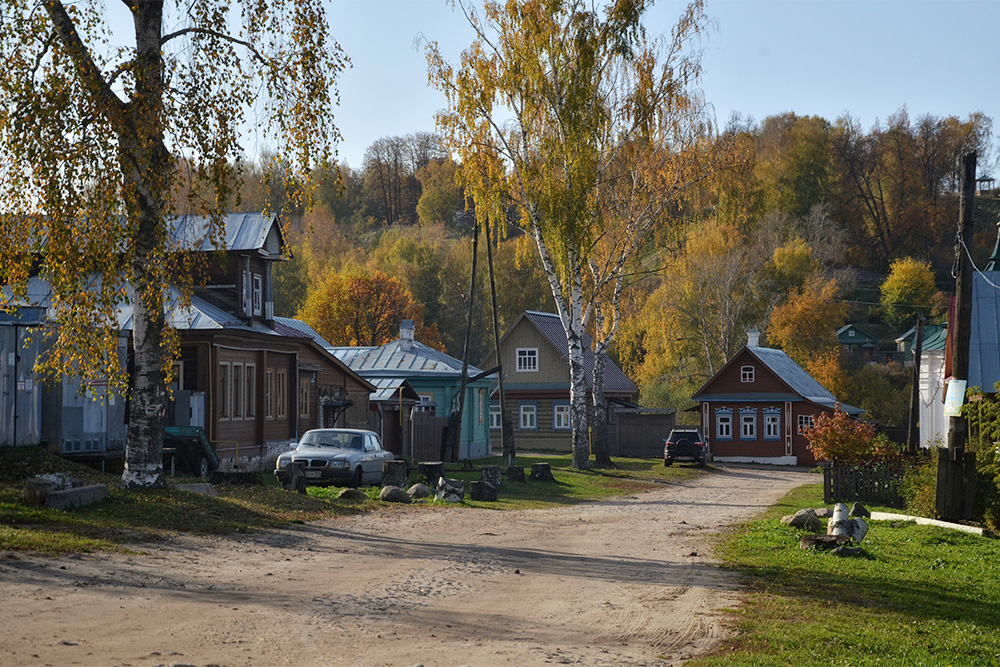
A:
[782, 501, 870, 558]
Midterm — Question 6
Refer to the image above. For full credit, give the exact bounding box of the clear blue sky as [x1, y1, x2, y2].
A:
[329, 0, 999, 170]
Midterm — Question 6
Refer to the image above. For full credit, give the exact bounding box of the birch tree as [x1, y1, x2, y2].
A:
[0, 1, 345, 487]
[428, 0, 710, 469]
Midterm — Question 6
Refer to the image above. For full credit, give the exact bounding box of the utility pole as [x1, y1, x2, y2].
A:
[906, 316, 924, 456]
[448, 217, 480, 463]
[937, 150, 977, 520]
[484, 220, 515, 465]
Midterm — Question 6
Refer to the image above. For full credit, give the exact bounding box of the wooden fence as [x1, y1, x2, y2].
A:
[822, 461, 906, 508]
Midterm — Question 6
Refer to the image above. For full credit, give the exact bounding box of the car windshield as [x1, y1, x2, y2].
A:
[300, 431, 364, 450]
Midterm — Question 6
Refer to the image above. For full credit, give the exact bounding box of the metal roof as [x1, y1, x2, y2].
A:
[745, 346, 864, 414]
[118, 286, 276, 335]
[170, 213, 283, 255]
[331, 339, 491, 381]
[970, 272, 1000, 391]
[520, 311, 638, 394]
[367, 377, 421, 403]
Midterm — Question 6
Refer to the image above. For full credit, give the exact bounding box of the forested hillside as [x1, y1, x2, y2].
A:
[216, 109, 994, 427]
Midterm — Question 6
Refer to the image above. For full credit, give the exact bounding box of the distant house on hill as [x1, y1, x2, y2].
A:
[837, 324, 880, 360]
[692, 328, 863, 466]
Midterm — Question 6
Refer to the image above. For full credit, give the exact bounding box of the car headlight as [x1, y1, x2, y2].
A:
[329, 460, 348, 469]
[276, 458, 290, 469]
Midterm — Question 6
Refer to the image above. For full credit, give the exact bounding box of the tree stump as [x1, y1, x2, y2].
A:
[419, 461, 444, 488]
[470, 480, 497, 502]
[506, 465, 526, 483]
[481, 465, 501, 489]
[382, 460, 408, 488]
[23, 478, 56, 506]
[800, 534, 849, 551]
[280, 462, 306, 494]
[530, 462, 554, 482]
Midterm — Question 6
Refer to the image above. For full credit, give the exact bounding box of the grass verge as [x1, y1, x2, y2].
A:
[691, 483, 1000, 667]
[1, 447, 705, 554]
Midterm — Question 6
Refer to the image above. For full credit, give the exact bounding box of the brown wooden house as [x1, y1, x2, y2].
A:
[691, 330, 862, 466]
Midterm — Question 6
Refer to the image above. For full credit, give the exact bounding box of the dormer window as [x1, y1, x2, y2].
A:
[741, 365, 754, 383]
[252, 274, 263, 316]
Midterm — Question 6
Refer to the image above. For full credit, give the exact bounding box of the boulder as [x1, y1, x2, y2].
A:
[813, 507, 832, 518]
[338, 488, 368, 500]
[379, 486, 411, 504]
[781, 508, 821, 531]
[831, 545, 865, 558]
[850, 501, 871, 518]
[407, 483, 430, 499]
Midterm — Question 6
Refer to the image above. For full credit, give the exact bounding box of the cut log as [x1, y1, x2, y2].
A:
[281, 461, 306, 494]
[800, 534, 850, 551]
[382, 460, 408, 488]
[529, 462, 554, 482]
[506, 465, 526, 483]
[470, 480, 497, 502]
[481, 465, 502, 489]
[23, 478, 56, 506]
[419, 461, 444, 488]
[827, 502, 851, 538]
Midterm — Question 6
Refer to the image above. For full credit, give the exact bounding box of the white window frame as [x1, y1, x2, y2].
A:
[715, 409, 732, 441]
[740, 409, 756, 440]
[252, 274, 263, 316]
[276, 368, 287, 419]
[489, 402, 502, 430]
[553, 403, 571, 430]
[764, 411, 780, 440]
[519, 403, 537, 430]
[741, 365, 755, 383]
[415, 393, 435, 414]
[797, 414, 814, 434]
[516, 348, 539, 373]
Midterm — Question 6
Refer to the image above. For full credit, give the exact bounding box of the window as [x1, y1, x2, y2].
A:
[489, 402, 502, 430]
[553, 403, 571, 430]
[299, 378, 310, 418]
[715, 408, 732, 441]
[276, 368, 287, 419]
[415, 393, 435, 413]
[797, 414, 814, 434]
[741, 365, 755, 383]
[245, 364, 256, 418]
[231, 364, 243, 419]
[764, 409, 781, 440]
[519, 402, 537, 430]
[218, 363, 230, 420]
[740, 408, 756, 440]
[265, 370, 273, 419]
[516, 348, 538, 372]
[241, 270, 251, 316]
[252, 274, 263, 316]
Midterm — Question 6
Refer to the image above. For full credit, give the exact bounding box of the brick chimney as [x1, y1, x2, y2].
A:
[400, 320, 415, 350]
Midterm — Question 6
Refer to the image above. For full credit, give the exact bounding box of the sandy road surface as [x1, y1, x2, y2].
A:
[0, 464, 814, 667]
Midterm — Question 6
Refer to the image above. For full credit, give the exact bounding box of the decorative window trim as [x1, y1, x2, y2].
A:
[715, 407, 733, 441]
[763, 407, 781, 441]
[741, 365, 755, 383]
[416, 393, 435, 414]
[519, 401, 538, 431]
[552, 401, 571, 431]
[740, 407, 756, 441]
[515, 348, 539, 373]
[299, 377, 310, 418]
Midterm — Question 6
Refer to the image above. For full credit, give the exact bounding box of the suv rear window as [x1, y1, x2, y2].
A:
[668, 431, 701, 442]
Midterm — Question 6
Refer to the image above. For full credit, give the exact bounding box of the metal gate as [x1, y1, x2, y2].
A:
[613, 409, 677, 458]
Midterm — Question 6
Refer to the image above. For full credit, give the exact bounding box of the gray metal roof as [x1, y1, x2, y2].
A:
[331, 339, 491, 381]
[521, 311, 639, 394]
[367, 377, 421, 403]
[119, 286, 276, 335]
[745, 346, 863, 414]
[970, 272, 1000, 391]
[170, 213, 284, 255]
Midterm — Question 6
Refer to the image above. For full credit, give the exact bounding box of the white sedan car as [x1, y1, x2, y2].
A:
[275, 428, 393, 487]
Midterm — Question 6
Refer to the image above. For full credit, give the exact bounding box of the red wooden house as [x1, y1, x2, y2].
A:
[692, 330, 862, 466]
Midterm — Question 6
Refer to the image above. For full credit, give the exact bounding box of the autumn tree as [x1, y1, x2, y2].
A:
[0, 1, 344, 487]
[429, 0, 711, 469]
[880, 257, 943, 328]
[768, 278, 846, 367]
[299, 269, 440, 349]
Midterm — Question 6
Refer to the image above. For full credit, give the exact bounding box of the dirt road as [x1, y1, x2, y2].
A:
[0, 464, 814, 667]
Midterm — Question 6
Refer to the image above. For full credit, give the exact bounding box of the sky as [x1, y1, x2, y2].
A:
[326, 0, 1000, 170]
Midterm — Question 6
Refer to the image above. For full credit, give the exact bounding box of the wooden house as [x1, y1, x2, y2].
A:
[837, 324, 881, 360]
[480, 311, 640, 453]
[692, 329, 862, 466]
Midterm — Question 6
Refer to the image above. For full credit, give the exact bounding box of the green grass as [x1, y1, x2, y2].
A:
[691, 483, 1000, 667]
[0, 446, 705, 554]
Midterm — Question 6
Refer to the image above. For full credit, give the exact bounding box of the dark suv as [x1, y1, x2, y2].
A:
[664, 429, 707, 467]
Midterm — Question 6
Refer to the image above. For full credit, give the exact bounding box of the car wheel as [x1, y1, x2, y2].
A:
[350, 466, 363, 488]
[198, 457, 210, 480]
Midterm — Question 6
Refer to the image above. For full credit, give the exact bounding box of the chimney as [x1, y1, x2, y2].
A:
[400, 320, 415, 350]
[747, 326, 761, 348]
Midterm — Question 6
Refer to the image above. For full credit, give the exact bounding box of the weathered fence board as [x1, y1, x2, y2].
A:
[822, 461, 905, 508]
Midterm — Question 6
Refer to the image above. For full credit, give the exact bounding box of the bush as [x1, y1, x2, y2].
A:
[804, 406, 900, 464]
[900, 450, 937, 518]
